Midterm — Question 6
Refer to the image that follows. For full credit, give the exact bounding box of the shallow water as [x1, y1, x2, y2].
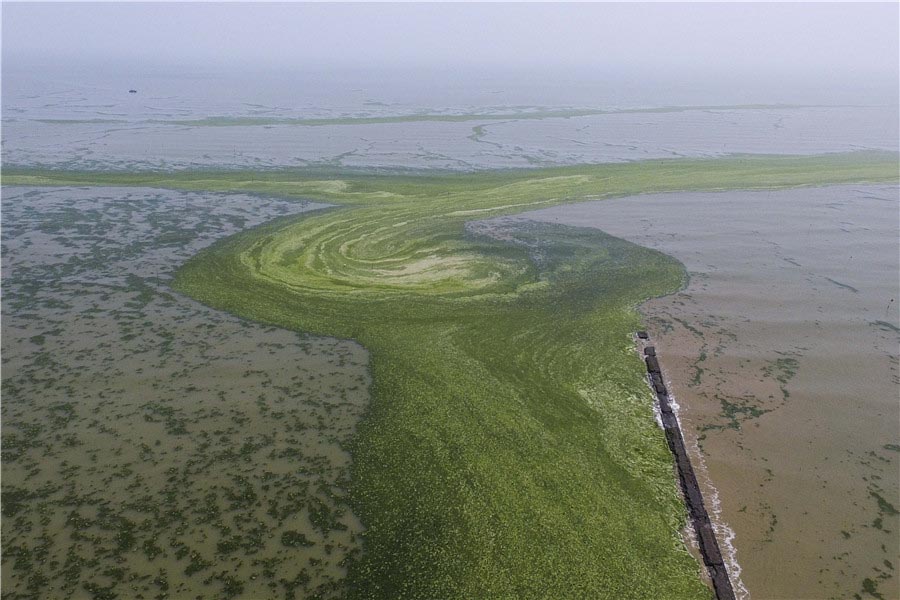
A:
[3, 70, 897, 171]
[522, 184, 900, 600]
[4, 106, 895, 172]
[1, 186, 370, 599]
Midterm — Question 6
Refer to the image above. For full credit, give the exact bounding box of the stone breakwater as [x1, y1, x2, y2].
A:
[637, 331, 736, 600]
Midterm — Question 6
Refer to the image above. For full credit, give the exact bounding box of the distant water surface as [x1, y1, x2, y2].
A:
[3, 69, 897, 170]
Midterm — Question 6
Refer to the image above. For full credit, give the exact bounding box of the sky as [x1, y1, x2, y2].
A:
[3, 2, 899, 84]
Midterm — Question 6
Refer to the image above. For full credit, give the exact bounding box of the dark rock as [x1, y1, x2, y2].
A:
[697, 522, 724, 566]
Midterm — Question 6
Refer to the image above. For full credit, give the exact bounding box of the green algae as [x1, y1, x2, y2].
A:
[157, 104, 825, 127]
[6, 151, 897, 196]
[7, 152, 898, 598]
[21, 104, 831, 128]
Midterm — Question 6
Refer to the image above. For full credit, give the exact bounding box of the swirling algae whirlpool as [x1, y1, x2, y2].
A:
[179, 174, 707, 598]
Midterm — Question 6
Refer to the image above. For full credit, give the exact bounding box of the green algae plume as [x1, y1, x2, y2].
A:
[19, 103, 831, 128]
[6, 152, 898, 598]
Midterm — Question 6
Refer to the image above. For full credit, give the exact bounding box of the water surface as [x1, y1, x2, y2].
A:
[3, 70, 896, 171]
[1, 186, 370, 599]
[522, 184, 900, 600]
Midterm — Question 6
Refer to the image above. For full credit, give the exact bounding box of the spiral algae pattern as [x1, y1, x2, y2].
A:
[7, 152, 899, 599]
[242, 207, 531, 297]
[178, 199, 704, 600]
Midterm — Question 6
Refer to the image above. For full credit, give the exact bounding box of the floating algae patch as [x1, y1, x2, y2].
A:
[176, 215, 704, 600]
[157, 104, 826, 127]
[6, 154, 897, 598]
[1, 187, 370, 600]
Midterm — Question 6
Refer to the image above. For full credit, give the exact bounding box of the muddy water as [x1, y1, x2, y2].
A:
[1, 186, 370, 599]
[523, 184, 899, 600]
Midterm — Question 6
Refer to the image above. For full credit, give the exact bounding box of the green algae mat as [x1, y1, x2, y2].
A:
[6, 152, 897, 599]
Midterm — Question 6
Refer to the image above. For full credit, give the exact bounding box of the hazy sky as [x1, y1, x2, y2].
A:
[3, 2, 899, 81]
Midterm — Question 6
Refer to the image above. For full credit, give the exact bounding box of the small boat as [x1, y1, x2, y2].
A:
[128, 89, 137, 94]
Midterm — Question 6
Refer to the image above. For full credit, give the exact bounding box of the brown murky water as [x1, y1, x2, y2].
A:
[1, 187, 370, 599]
[524, 184, 900, 600]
